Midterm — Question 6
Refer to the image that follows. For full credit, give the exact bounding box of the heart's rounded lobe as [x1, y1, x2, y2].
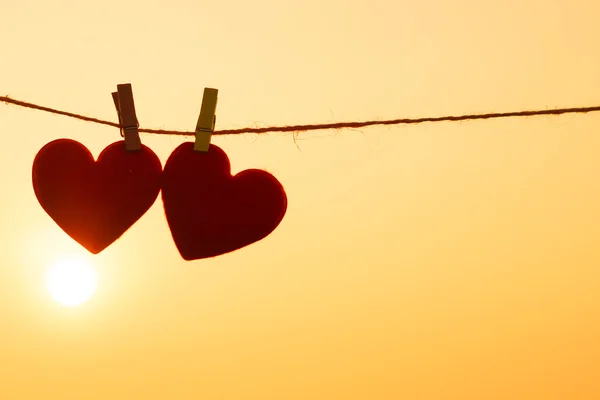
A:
[32, 139, 162, 254]
[162, 143, 287, 260]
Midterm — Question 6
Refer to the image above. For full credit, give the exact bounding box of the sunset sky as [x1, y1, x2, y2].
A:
[1, 0, 600, 398]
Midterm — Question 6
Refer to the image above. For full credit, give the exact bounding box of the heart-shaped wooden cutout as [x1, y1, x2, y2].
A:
[32, 139, 162, 254]
[162, 143, 287, 260]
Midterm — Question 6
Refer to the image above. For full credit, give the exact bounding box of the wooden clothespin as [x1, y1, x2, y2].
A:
[112, 83, 142, 151]
[194, 88, 219, 152]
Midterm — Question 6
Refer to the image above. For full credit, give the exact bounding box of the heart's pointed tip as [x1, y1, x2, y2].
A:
[177, 246, 234, 261]
[180, 252, 204, 262]
[83, 244, 106, 255]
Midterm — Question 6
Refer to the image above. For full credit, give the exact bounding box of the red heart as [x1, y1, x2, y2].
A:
[162, 143, 287, 260]
[32, 139, 162, 254]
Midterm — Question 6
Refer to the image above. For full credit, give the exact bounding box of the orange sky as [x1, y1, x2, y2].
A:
[1, 0, 600, 398]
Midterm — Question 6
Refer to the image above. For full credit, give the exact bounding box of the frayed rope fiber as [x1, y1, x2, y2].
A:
[2, 95, 600, 136]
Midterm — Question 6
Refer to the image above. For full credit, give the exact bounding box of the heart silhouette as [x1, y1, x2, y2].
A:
[32, 139, 162, 254]
[162, 143, 287, 260]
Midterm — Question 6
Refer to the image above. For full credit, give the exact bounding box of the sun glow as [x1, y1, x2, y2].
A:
[45, 257, 98, 307]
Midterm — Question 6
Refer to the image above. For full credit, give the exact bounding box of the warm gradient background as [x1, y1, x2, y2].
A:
[1, 0, 600, 398]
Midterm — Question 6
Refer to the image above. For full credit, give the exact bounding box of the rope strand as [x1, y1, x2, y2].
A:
[2, 95, 600, 136]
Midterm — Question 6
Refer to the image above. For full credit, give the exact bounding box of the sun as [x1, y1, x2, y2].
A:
[45, 257, 98, 307]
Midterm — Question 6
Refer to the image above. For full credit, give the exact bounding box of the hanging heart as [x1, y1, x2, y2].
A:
[162, 143, 287, 260]
[32, 139, 162, 254]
